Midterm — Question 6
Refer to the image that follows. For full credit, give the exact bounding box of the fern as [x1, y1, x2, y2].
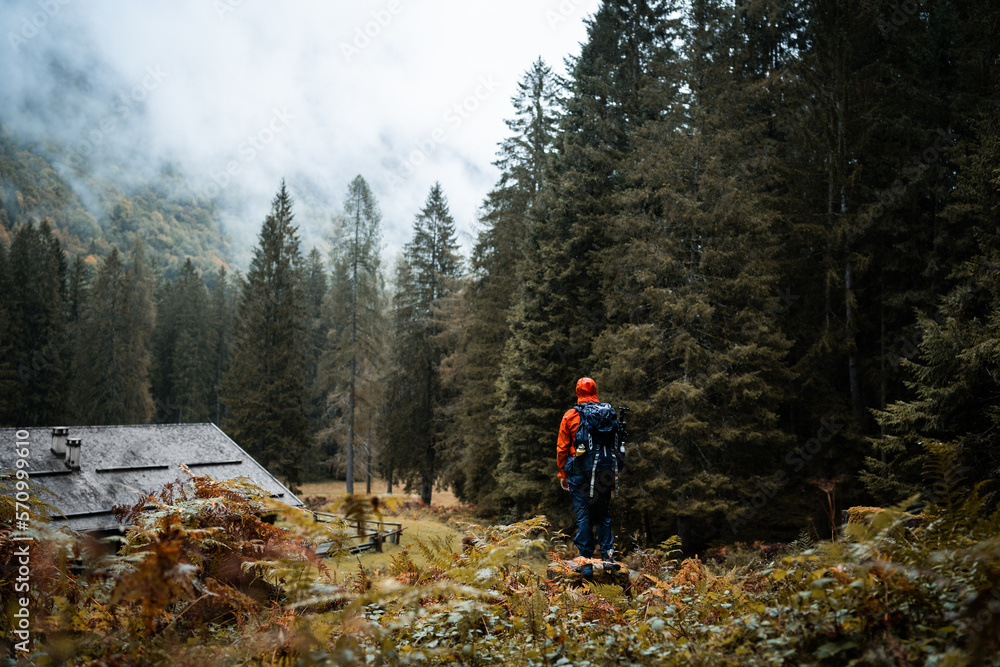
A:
[787, 526, 819, 553]
[655, 535, 684, 560]
[413, 535, 457, 573]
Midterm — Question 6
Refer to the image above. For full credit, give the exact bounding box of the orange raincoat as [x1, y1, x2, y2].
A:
[556, 377, 600, 480]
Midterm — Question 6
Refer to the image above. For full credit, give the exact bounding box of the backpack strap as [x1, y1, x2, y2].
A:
[571, 405, 588, 454]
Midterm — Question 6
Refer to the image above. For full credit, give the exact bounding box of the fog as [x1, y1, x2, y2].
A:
[0, 0, 600, 263]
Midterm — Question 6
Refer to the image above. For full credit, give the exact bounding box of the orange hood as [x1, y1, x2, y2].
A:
[576, 377, 599, 403]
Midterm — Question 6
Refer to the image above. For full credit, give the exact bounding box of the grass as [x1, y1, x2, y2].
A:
[323, 510, 467, 579]
[297, 478, 461, 507]
[292, 478, 469, 579]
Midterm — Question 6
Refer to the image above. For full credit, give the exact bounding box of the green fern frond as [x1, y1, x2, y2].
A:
[589, 583, 625, 604]
[655, 535, 683, 560]
[412, 536, 455, 572]
[921, 440, 970, 513]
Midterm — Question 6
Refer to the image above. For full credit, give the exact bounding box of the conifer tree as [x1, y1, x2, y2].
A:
[447, 58, 561, 509]
[864, 98, 1000, 504]
[207, 266, 235, 425]
[0, 240, 18, 424]
[383, 183, 462, 504]
[73, 241, 156, 425]
[63, 253, 92, 423]
[493, 0, 678, 519]
[302, 247, 329, 447]
[171, 260, 213, 422]
[152, 260, 214, 423]
[67, 255, 91, 327]
[5, 220, 68, 425]
[591, 0, 797, 545]
[222, 182, 309, 487]
[321, 175, 386, 494]
[767, 0, 992, 511]
[151, 278, 178, 421]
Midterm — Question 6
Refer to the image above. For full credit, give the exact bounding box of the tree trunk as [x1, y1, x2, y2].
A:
[346, 356, 355, 494]
[421, 472, 433, 506]
[845, 248, 861, 420]
[366, 445, 372, 494]
[346, 199, 362, 495]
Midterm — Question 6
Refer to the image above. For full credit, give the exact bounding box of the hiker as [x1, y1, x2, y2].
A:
[557, 377, 623, 577]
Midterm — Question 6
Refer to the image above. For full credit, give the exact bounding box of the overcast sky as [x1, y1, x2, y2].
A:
[1, 0, 602, 261]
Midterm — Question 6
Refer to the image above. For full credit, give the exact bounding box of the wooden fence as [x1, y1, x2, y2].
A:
[311, 510, 404, 556]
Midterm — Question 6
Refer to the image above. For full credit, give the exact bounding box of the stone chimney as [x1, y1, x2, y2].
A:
[50, 427, 69, 458]
[65, 437, 82, 470]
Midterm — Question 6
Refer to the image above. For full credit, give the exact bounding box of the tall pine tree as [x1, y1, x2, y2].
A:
[494, 0, 678, 519]
[159, 259, 214, 422]
[207, 266, 235, 426]
[593, 0, 797, 546]
[72, 241, 156, 425]
[321, 175, 386, 493]
[383, 183, 462, 504]
[302, 247, 329, 450]
[864, 76, 1000, 504]
[446, 58, 561, 509]
[0, 239, 19, 424]
[222, 182, 309, 487]
[5, 220, 68, 426]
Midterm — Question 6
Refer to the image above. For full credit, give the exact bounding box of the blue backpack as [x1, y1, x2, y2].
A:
[571, 402, 624, 497]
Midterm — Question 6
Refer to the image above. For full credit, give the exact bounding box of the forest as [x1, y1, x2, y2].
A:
[2, 0, 1000, 663]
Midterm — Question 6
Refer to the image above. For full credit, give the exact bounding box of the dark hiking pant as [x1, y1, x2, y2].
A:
[567, 466, 615, 560]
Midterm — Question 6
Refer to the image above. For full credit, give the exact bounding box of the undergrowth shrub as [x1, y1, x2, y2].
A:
[3, 442, 999, 665]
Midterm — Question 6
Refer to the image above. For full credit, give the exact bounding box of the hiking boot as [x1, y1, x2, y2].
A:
[581, 565, 594, 579]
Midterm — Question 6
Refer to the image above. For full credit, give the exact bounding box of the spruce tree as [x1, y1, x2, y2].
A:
[864, 95, 1000, 504]
[222, 182, 309, 487]
[171, 260, 213, 422]
[0, 240, 18, 424]
[67, 255, 91, 327]
[592, 0, 797, 546]
[770, 0, 995, 514]
[383, 183, 462, 504]
[302, 247, 329, 447]
[72, 241, 156, 425]
[151, 259, 214, 423]
[447, 58, 561, 509]
[151, 278, 178, 422]
[63, 253, 92, 423]
[493, 0, 678, 519]
[207, 266, 235, 425]
[6, 220, 68, 425]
